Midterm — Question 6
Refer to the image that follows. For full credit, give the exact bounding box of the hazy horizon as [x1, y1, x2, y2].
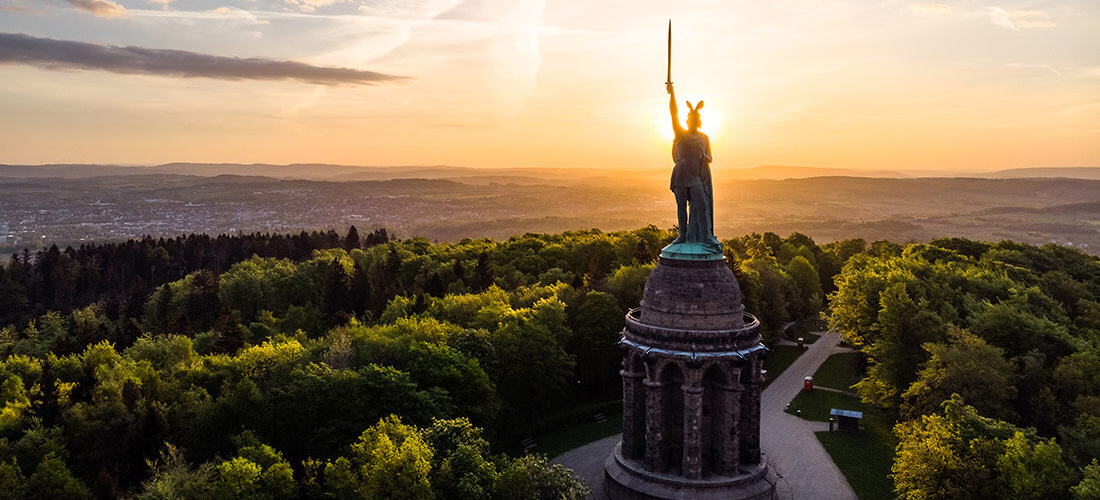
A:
[3, 161, 1100, 180]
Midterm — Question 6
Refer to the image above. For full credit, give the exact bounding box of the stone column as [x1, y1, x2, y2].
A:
[740, 359, 763, 465]
[644, 378, 665, 472]
[682, 381, 704, 479]
[621, 366, 646, 460]
[718, 381, 743, 476]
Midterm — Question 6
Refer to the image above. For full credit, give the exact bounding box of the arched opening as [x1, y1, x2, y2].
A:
[659, 361, 684, 475]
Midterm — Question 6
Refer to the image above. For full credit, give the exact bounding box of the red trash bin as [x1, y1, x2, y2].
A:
[804, 376, 814, 391]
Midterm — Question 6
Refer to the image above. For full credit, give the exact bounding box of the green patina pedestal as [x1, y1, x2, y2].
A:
[659, 241, 725, 261]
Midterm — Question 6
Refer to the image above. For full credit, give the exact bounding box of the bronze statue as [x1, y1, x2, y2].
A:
[663, 21, 721, 257]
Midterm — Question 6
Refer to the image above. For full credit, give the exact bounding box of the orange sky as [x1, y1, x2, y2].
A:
[0, 0, 1097, 170]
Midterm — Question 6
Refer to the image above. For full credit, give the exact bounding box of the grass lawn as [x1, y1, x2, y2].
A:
[763, 344, 805, 388]
[816, 407, 897, 500]
[535, 411, 622, 459]
[812, 352, 863, 391]
[786, 317, 829, 341]
[796, 331, 822, 345]
[784, 389, 866, 421]
[785, 389, 897, 500]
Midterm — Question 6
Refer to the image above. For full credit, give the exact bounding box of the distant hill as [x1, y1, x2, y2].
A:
[0, 163, 389, 180]
[0, 163, 666, 185]
[721, 165, 911, 179]
[2, 163, 1098, 182]
[983, 167, 1100, 180]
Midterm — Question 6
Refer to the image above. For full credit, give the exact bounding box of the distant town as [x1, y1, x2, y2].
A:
[2, 165, 1098, 257]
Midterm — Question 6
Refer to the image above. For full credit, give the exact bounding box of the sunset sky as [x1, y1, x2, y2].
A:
[0, 0, 1097, 170]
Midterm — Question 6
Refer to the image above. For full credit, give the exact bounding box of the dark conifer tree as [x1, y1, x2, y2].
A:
[349, 260, 371, 317]
[211, 313, 246, 354]
[323, 259, 351, 322]
[32, 358, 61, 427]
[634, 239, 653, 264]
[426, 272, 445, 297]
[453, 258, 467, 286]
[186, 269, 220, 331]
[123, 277, 147, 320]
[365, 228, 390, 247]
[344, 225, 361, 250]
[473, 252, 494, 292]
[153, 284, 173, 333]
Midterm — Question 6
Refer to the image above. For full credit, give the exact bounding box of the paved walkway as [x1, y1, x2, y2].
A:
[761, 331, 858, 500]
[553, 331, 859, 500]
[552, 434, 620, 495]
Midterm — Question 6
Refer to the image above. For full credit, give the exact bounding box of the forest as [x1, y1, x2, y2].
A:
[0, 225, 833, 499]
[2, 224, 1099, 498]
[829, 238, 1100, 499]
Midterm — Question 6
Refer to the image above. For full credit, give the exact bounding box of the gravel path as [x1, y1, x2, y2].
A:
[553, 331, 859, 500]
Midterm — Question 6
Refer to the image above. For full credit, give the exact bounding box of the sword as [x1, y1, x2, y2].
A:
[665, 20, 672, 91]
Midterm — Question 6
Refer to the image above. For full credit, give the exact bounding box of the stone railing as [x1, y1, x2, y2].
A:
[624, 308, 761, 351]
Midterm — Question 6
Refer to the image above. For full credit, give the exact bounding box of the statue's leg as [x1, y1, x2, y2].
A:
[687, 184, 704, 243]
[697, 186, 712, 239]
[672, 188, 688, 243]
[696, 186, 721, 252]
[704, 182, 718, 245]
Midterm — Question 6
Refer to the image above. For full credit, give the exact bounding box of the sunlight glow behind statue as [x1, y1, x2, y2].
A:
[661, 21, 724, 260]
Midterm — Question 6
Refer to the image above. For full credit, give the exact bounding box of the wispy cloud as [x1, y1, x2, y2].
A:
[988, 7, 1019, 30]
[0, 4, 39, 13]
[1010, 10, 1056, 28]
[283, 0, 343, 13]
[1005, 62, 1061, 76]
[987, 7, 1056, 30]
[66, 0, 129, 18]
[0, 33, 408, 85]
[129, 6, 270, 25]
[908, 2, 951, 16]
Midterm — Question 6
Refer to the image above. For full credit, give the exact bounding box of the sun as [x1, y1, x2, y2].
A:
[650, 105, 724, 143]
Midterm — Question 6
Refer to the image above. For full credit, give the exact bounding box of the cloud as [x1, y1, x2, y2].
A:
[130, 6, 270, 25]
[1010, 10, 1056, 28]
[987, 7, 1056, 30]
[0, 4, 39, 13]
[0, 33, 408, 85]
[66, 0, 129, 18]
[988, 7, 1019, 30]
[907, 3, 951, 16]
[283, 0, 343, 13]
[1015, 19, 1055, 28]
[1005, 62, 1061, 76]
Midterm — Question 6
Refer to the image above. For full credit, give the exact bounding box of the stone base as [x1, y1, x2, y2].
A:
[604, 444, 777, 500]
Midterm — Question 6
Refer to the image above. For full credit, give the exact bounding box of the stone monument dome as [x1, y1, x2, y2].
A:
[637, 258, 745, 333]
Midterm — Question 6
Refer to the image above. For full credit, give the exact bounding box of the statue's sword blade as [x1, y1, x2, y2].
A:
[666, 20, 672, 85]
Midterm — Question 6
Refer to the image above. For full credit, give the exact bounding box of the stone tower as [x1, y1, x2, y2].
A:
[603, 256, 776, 500]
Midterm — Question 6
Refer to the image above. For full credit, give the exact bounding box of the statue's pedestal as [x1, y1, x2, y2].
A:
[605, 444, 777, 500]
[659, 241, 724, 261]
[605, 257, 776, 500]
